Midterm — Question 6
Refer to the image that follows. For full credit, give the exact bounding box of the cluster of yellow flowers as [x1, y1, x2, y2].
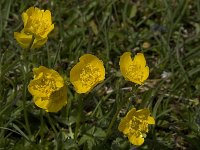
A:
[14, 7, 154, 146]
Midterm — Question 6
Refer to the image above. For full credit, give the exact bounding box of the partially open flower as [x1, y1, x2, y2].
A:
[118, 108, 155, 146]
[14, 7, 54, 49]
[14, 30, 47, 49]
[70, 54, 105, 93]
[119, 52, 149, 84]
[28, 66, 67, 112]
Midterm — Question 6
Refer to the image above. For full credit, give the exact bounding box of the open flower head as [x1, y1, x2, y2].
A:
[14, 7, 54, 49]
[28, 66, 67, 112]
[70, 54, 105, 93]
[119, 52, 149, 84]
[118, 108, 155, 146]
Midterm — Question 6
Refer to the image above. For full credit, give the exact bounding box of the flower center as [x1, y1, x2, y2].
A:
[126, 62, 144, 83]
[80, 64, 101, 88]
[128, 116, 148, 137]
[27, 13, 50, 37]
[34, 73, 57, 96]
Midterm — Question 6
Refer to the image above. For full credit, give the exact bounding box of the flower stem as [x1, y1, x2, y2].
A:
[40, 109, 44, 142]
[22, 72, 31, 138]
[21, 36, 35, 139]
[106, 107, 121, 137]
[46, 113, 58, 135]
[106, 79, 130, 138]
[74, 94, 83, 140]
[106, 79, 123, 137]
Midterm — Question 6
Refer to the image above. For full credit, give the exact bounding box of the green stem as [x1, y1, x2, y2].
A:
[106, 79, 131, 138]
[74, 94, 83, 140]
[22, 73, 31, 137]
[106, 107, 121, 137]
[21, 36, 35, 139]
[40, 109, 44, 142]
[46, 113, 58, 135]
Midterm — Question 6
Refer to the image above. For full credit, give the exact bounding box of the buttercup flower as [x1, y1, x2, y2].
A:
[70, 54, 105, 93]
[14, 30, 48, 49]
[14, 7, 54, 49]
[119, 52, 149, 85]
[28, 66, 67, 112]
[118, 108, 155, 146]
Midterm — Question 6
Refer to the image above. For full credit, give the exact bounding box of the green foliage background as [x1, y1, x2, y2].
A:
[0, 0, 200, 149]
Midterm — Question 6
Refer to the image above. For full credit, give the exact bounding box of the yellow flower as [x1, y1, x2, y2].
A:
[14, 7, 54, 49]
[119, 52, 149, 84]
[14, 30, 48, 49]
[28, 66, 67, 112]
[70, 54, 105, 93]
[118, 108, 155, 146]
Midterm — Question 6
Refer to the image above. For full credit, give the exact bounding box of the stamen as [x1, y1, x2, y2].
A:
[32, 73, 57, 96]
[26, 12, 50, 36]
[126, 62, 144, 83]
[129, 116, 149, 137]
[80, 64, 101, 87]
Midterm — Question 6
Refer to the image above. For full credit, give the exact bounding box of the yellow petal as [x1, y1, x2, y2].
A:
[31, 37, 48, 49]
[118, 118, 130, 135]
[33, 87, 68, 112]
[14, 31, 32, 49]
[14, 30, 47, 49]
[70, 60, 84, 83]
[118, 118, 127, 132]
[92, 59, 105, 81]
[131, 79, 142, 85]
[128, 134, 144, 146]
[39, 10, 54, 38]
[32, 66, 46, 77]
[22, 12, 28, 27]
[126, 108, 136, 120]
[43, 10, 52, 23]
[148, 116, 155, 124]
[71, 80, 90, 93]
[142, 66, 149, 82]
[70, 80, 85, 93]
[123, 126, 130, 135]
[119, 52, 132, 79]
[46, 85, 67, 112]
[79, 54, 98, 62]
[133, 53, 146, 67]
[49, 24, 55, 33]
[44, 24, 54, 38]
[28, 7, 42, 18]
[33, 96, 49, 110]
[25, 7, 35, 16]
[28, 73, 50, 97]
[136, 108, 150, 119]
[39, 26, 54, 39]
